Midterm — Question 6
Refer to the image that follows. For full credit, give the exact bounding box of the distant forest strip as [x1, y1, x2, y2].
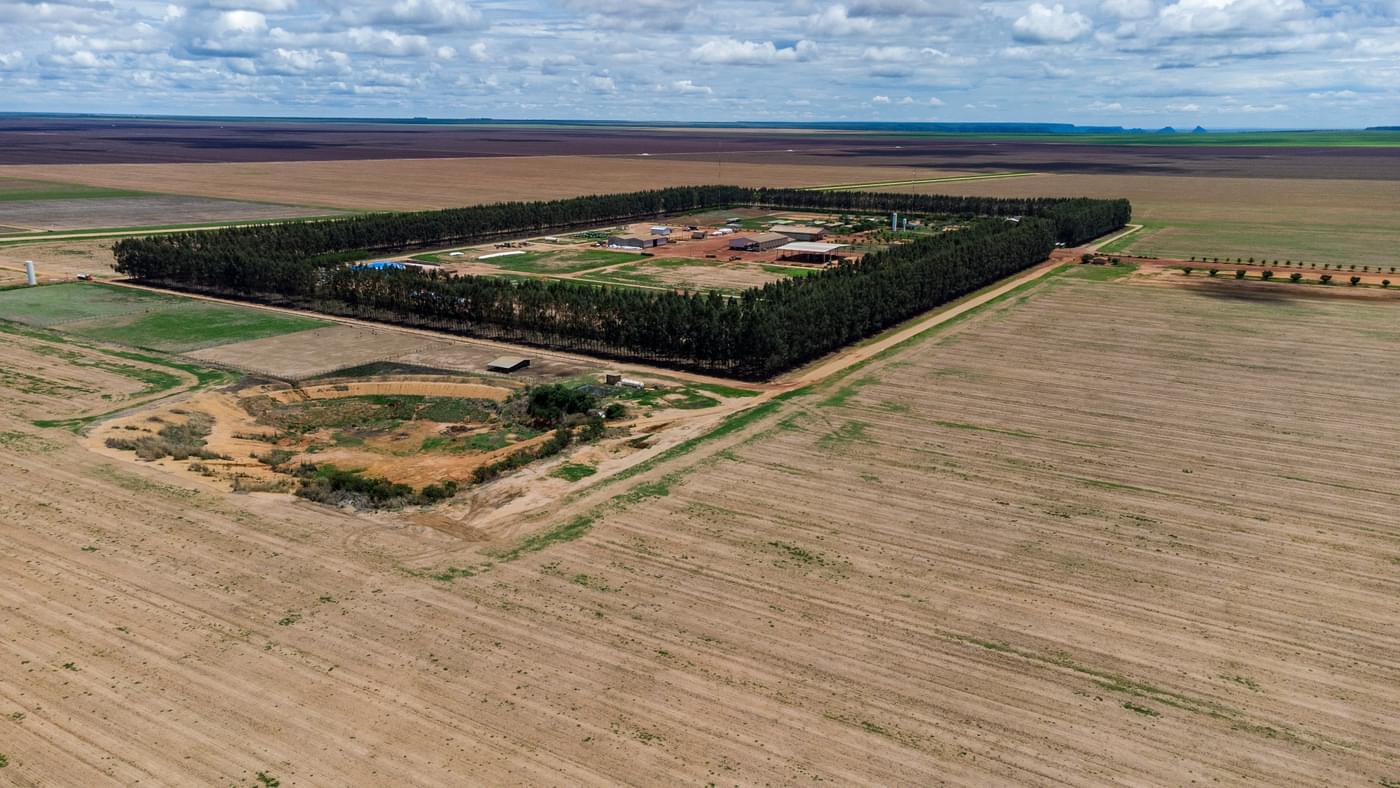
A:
[114, 186, 1129, 378]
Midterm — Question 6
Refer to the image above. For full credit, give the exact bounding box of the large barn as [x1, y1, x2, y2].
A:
[728, 232, 790, 252]
[609, 235, 666, 249]
[773, 225, 826, 242]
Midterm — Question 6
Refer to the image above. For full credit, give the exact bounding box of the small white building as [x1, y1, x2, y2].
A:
[649, 225, 672, 236]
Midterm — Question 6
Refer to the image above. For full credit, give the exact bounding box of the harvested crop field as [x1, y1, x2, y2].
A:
[0, 195, 342, 232]
[894, 173, 1400, 269]
[3, 267, 1397, 784]
[0, 156, 967, 212]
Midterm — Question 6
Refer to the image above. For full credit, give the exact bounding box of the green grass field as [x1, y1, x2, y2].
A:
[0, 177, 151, 203]
[62, 304, 326, 352]
[0, 283, 187, 326]
[0, 282, 327, 351]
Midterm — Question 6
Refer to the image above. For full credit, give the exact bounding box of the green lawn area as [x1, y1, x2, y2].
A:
[61, 304, 327, 352]
[0, 283, 187, 326]
[0, 177, 151, 203]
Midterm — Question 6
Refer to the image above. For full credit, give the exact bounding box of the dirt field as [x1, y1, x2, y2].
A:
[579, 257, 795, 292]
[0, 157, 969, 212]
[0, 195, 341, 231]
[3, 266, 1398, 784]
[189, 323, 603, 382]
[0, 239, 117, 281]
[895, 173, 1400, 268]
[186, 324, 445, 379]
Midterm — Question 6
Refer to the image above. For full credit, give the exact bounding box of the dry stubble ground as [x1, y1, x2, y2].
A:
[895, 173, 1400, 268]
[0, 157, 968, 212]
[2, 269, 1398, 784]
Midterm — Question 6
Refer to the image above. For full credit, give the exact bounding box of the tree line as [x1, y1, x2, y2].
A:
[114, 187, 1128, 378]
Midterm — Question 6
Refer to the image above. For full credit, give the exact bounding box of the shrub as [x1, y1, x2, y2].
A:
[1384, 280, 1391, 288]
[1182, 266, 1193, 276]
[1247, 257, 1254, 263]
[419, 481, 459, 502]
[1350, 276, 1361, 286]
[1290, 272, 1302, 283]
[1081, 253, 1094, 264]
[473, 427, 574, 484]
[1320, 274, 1332, 284]
[527, 385, 598, 426]
[1261, 270, 1274, 280]
[603, 402, 627, 419]
[295, 464, 414, 508]
[1234, 269, 1246, 279]
[1208, 268, 1219, 277]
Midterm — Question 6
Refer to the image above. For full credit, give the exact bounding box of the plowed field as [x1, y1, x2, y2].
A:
[2, 269, 1397, 784]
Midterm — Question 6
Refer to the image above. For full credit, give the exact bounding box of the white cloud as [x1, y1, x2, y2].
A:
[1102, 0, 1155, 19]
[340, 0, 482, 33]
[1013, 3, 1092, 43]
[672, 79, 713, 95]
[692, 38, 816, 65]
[808, 5, 878, 35]
[1157, 0, 1308, 36]
[871, 94, 891, 103]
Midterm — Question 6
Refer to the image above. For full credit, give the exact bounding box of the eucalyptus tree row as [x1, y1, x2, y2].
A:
[114, 187, 1128, 378]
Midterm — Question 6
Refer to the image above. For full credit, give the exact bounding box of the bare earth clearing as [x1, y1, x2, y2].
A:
[0, 239, 117, 281]
[3, 268, 1398, 784]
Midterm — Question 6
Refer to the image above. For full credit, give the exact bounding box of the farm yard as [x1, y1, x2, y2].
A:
[2, 265, 1398, 783]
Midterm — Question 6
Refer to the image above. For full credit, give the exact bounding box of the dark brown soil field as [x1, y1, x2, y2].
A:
[7, 118, 1400, 180]
[0, 117, 873, 165]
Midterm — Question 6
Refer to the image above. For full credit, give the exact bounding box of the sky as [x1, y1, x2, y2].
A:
[1, 0, 1398, 128]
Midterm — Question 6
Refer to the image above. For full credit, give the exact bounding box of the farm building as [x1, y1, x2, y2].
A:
[649, 225, 672, 236]
[776, 242, 848, 265]
[729, 232, 790, 252]
[609, 235, 666, 249]
[486, 356, 530, 373]
[774, 225, 827, 242]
